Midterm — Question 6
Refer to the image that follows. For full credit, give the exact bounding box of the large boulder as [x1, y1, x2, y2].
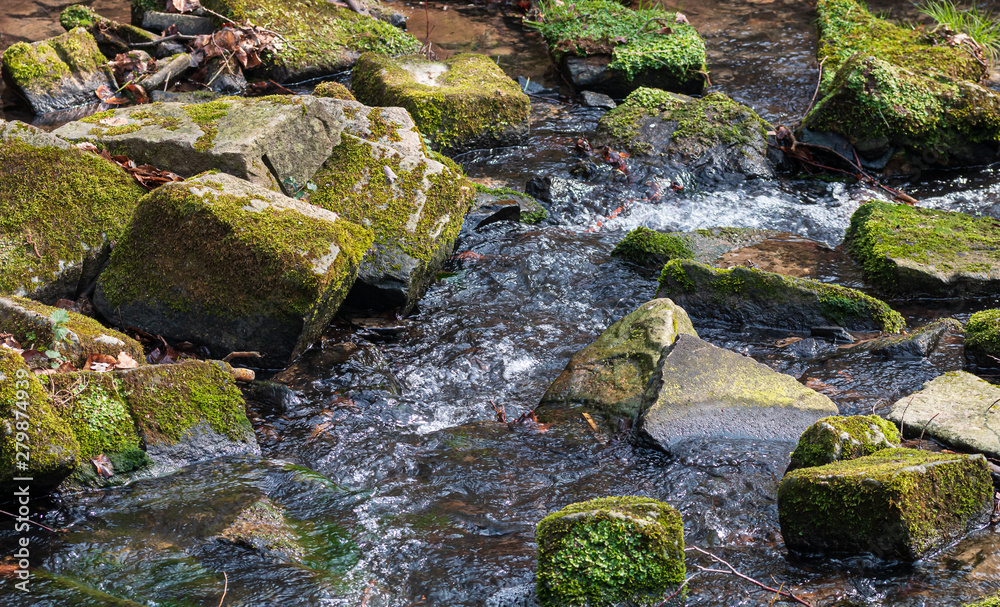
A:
[536, 496, 684, 607]
[845, 201, 1000, 296]
[594, 88, 772, 181]
[94, 172, 374, 365]
[527, 0, 706, 98]
[0, 120, 145, 302]
[0, 28, 115, 114]
[966, 309, 1000, 363]
[538, 299, 697, 425]
[638, 334, 839, 451]
[655, 259, 905, 333]
[786, 415, 900, 473]
[351, 52, 531, 153]
[778, 448, 993, 560]
[888, 371, 1000, 459]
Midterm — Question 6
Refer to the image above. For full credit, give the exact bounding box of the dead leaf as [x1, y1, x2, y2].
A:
[84, 353, 118, 371]
[95, 85, 129, 105]
[92, 454, 114, 478]
[166, 0, 202, 13]
[116, 352, 139, 369]
[307, 422, 333, 442]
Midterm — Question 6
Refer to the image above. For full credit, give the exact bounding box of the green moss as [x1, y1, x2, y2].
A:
[0, 138, 145, 297]
[536, 496, 685, 607]
[966, 309, 1000, 357]
[184, 99, 231, 151]
[967, 592, 1000, 607]
[49, 374, 140, 460]
[220, 497, 305, 559]
[313, 81, 355, 101]
[365, 108, 402, 143]
[612, 226, 693, 268]
[788, 415, 900, 471]
[351, 53, 530, 151]
[60, 4, 98, 29]
[845, 200, 1000, 294]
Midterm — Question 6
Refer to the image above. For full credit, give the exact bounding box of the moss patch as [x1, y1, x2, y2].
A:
[537, 496, 685, 607]
[787, 415, 900, 472]
[0, 27, 106, 94]
[313, 81, 355, 101]
[966, 309, 1000, 358]
[49, 373, 140, 460]
[612, 226, 693, 269]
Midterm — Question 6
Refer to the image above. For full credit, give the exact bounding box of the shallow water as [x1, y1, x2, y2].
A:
[4, 0, 1000, 605]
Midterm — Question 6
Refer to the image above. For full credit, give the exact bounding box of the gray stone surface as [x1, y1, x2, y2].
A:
[141, 11, 216, 35]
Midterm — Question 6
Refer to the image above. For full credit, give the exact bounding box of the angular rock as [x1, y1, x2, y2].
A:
[351, 53, 531, 153]
[579, 90, 615, 109]
[538, 299, 697, 424]
[52, 95, 350, 197]
[786, 415, 900, 473]
[838, 318, 964, 360]
[655, 259, 905, 333]
[966, 309, 1000, 363]
[536, 496, 684, 607]
[527, 0, 706, 97]
[141, 11, 215, 35]
[0, 349, 80, 488]
[0, 120, 145, 302]
[594, 88, 772, 181]
[0, 28, 115, 114]
[60, 4, 159, 57]
[471, 186, 549, 227]
[888, 371, 1000, 459]
[846, 201, 1000, 296]
[778, 448, 993, 560]
[218, 497, 306, 563]
[0, 296, 144, 368]
[611, 226, 694, 269]
[309, 110, 475, 312]
[638, 334, 839, 450]
[94, 172, 374, 365]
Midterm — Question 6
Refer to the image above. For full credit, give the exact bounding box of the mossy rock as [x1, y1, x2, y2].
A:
[638, 334, 839, 451]
[0, 123, 145, 302]
[8, 568, 151, 606]
[471, 184, 549, 226]
[888, 371, 1000, 459]
[815, 0, 986, 95]
[778, 448, 993, 560]
[967, 593, 1000, 607]
[0, 296, 144, 368]
[218, 497, 306, 563]
[0, 349, 80, 488]
[538, 299, 697, 426]
[0, 27, 115, 114]
[310, 122, 475, 312]
[536, 496, 685, 607]
[594, 88, 772, 180]
[60, 4, 158, 58]
[527, 0, 706, 97]
[656, 259, 905, 333]
[611, 227, 694, 269]
[801, 53, 1000, 170]
[351, 52, 530, 153]
[191, 0, 419, 82]
[787, 415, 900, 473]
[313, 81, 355, 101]
[845, 201, 1000, 296]
[94, 172, 374, 365]
[832, 317, 963, 360]
[966, 309, 1000, 360]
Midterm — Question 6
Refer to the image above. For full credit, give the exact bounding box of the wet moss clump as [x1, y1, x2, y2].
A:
[0, 27, 106, 94]
[536, 496, 685, 607]
[313, 81, 356, 101]
[966, 309, 1000, 358]
[48, 374, 140, 461]
[787, 415, 900, 473]
[612, 227, 694, 269]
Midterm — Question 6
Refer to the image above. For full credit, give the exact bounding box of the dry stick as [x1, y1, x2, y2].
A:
[800, 56, 827, 121]
[634, 16, 676, 36]
[217, 572, 228, 607]
[985, 397, 1000, 418]
[686, 546, 814, 607]
[0, 510, 62, 533]
[130, 32, 198, 47]
[898, 395, 916, 437]
[222, 351, 263, 363]
[654, 572, 699, 606]
[920, 412, 940, 442]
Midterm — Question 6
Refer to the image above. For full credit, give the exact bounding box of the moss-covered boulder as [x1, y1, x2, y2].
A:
[59, 4, 158, 57]
[52, 96, 349, 197]
[471, 185, 549, 226]
[638, 334, 838, 451]
[536, 496, 684, 607]
[594, 88, 772, 181]
[538, 299, 697, 426]
[966, 309, 1000, 362]
[309, 111, 475, 312]
[655, 259, 905, 333]
[0, 349, 81, 488]
[0, 28, 115, 114]
[313, 80, 355, 101]
[888, 371, 1000, 459]
[527, 0, 706, 98]
[831, 317, 965, 360]
[786, 415, 900, 473]
[0, 121, 145, 302]
[177, 0, 419, 83]
[94, 172, 374, 365]
[218, 497, 306, 563]
[778, 448, 993, 559]
[967, 593, 1000, 607]
[611, 226, 694, 269]
[0, 297, 144, 368]
[351, 53, 530, 153]
[845, 201, 1000, 297]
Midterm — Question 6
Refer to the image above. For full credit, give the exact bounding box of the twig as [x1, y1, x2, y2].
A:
[654, 572, 699, 605]
[490, 399, 506, 423]
[899, 395, 916, 436]
[985, 397, 1000, 418]
[217, 571, 228, 607]
[222, 351, 263, 362]
[634, 17, 676, 36]
[920, 412, 940, 441]
[0, 509, 63, 533]
[801, 56, 827, 121]
[686, 546, 814, 607]
[130, 33, 198, 47]
[24, 234, 41, 258]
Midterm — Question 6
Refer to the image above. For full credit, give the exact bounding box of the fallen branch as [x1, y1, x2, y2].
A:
[130, 32, 198, 47]
[686, 546, 814, 607]
[217, 571, 228, 607]
[222, 351, 263, 363]
[800, 56, 827, 121]
[0, 510, 64, 533]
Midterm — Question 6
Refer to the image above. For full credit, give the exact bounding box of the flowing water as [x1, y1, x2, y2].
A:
[4, 1, 1000, 605]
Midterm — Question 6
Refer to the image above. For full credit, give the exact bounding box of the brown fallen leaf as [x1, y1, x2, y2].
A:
[117, 351, 139, 369]
[92, 454, 114, 478]
[95, 85, 129, 105]
[84, 353, 118, 372]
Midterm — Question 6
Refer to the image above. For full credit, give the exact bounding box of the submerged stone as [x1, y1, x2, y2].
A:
[594, 88, 772, 181]
[786, 415, 900, 473]
[966, 309, 1000, 362]
[638, 334, 838, 451]
[218, 497, 306, 563]
[536, 496, 685, 607]
[655, 259, 905, 333]
[888, 371, 1000, 459]
[0, 121, 145, 302]
[836, 318, 964, 360]
[94, 172, 374, 365]
[0, 27, 115, 114]
[845, 201, 1000, 296]
[611, 226, 694, 269]
[527, 0, 706, 97]
[351, 52, 531, 153]
[538, 299, 697, 425]
[778, 448, 993, 560]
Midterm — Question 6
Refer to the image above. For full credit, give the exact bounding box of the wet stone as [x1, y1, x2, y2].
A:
[786, 414, 900, 473]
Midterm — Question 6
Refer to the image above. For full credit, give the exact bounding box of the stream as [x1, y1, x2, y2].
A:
[4, 0, 1000, 605]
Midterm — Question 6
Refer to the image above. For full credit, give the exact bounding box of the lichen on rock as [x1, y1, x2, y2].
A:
[786, 415, 900, 473]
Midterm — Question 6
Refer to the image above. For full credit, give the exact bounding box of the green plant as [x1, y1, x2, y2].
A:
[917, 0, 1000, 62]
[45, 308, 71, 364]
